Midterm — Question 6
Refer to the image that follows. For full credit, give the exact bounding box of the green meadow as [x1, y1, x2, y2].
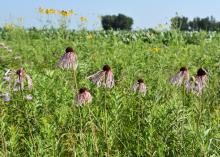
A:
[0, 28, 220, 156]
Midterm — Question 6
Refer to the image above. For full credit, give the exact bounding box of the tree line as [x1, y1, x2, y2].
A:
[170, 15, 220, 31]
[101, 13, 220, 32]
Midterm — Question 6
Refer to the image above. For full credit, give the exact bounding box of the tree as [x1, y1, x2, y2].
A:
[101, 14, 133, 30]
[170, 16, 189, 31]
[172, 15, 220, 32]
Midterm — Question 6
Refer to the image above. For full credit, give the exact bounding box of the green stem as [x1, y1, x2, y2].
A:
[78, 107, 87, 156]
[19, 77, 24, 99]
[88, 105, 99, 154]
[137, 97, 142, 157]
[104, 89, 109, 157]
[78, 107, 83, 141]
[73, 70, 78, 91]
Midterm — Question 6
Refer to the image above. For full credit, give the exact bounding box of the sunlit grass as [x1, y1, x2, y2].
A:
[0, 28, 220, 156]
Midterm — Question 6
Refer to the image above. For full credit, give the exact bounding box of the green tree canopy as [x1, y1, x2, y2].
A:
[171, 15, 220, 31]
[101, 14, 133, 30]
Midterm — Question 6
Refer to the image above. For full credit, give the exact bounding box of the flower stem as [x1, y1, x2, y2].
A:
[19, 77, 24, 99]
[104, 89, 109, 157]
[88, 105, 99, 154]
[73, 70, 78, 91]
[137, 97, 141, 157]
[78, 107, 86, 155]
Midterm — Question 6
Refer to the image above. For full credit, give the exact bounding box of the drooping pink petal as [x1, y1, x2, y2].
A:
[75, 88, 92, 106]
[25, 74, 33, 90]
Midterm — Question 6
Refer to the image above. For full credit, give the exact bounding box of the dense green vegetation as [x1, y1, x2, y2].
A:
[0, 28, 220, 156]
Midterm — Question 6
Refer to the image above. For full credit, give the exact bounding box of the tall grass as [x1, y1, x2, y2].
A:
[0, 28, 220, 156]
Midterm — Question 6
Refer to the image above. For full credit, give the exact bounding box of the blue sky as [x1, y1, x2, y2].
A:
[0, 0, 220, 30]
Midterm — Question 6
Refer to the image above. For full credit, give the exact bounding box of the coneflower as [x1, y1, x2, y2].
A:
[132, 79, 147, 95]
[26, 94, 33, 100]
[193, 68, 208, 94]
[57, 47, 78, 70]
[2, 69, 13, 101]
[2, 68, 33, 101]
[1, 92, 10, 102]
[75, 88, 92, 106]
[88, 64, 114, 88]
[170, 67, 190, 87]
[14, 68, 32, 91]
[14, 68, 33, 101]
[3, 69, 13, 90]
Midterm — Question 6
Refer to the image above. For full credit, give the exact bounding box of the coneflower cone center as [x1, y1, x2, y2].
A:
[197, 68, 207, 76]
[65, 47, 74, 53]
[103, 64, 111, 71]
[79, 88, 87, 93]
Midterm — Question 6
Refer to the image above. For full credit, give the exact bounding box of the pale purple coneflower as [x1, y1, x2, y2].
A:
[14, 68, 33, 91]
[170, 67, 190, 87]
[57, 47, 78, 70]
[3, 69, 12, 90]
[75, 88, 92, 106]
[26, 94, 33, 100]
[3, 76, 11, 82]
[2, 69, 13, 101]
[1, 92, 10, 102]
[88, 64, 114, 88]
[132, 79, 147, 95]
[193, 68, 208, 94]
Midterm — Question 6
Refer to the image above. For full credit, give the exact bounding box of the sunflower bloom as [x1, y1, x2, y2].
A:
[57, 47, 78, 70]
[45, 9, 57, 14]
[75, 88, 92, 106]
[59, 10, 73, 17]
[88, 64, 114, 88]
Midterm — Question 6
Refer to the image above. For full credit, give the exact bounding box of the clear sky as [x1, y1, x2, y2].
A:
[0, 0, 220, 30]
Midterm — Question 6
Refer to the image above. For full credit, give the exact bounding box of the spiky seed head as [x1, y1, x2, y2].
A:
[16, 68, 25, 77]
[79, 87, 88, 93]
[138, 79, 144, 83]
[102, 64, 111, 71]
[180, 67, 187, 72]
[65, 47, 74, 53]
[197, 68, 207, 76]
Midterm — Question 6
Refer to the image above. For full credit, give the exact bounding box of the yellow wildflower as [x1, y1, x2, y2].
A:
[86, 34, 93, 39]
[151, 47, 160, 53]
[4, 23, 15, 30]
[39, 7, 45, 14]
[45, 9, 57, 14]
[80, 16, 87, 22]
[68, 9, 75, 14]
[39, 7, 74, 17]
[59, 10, 73, 17]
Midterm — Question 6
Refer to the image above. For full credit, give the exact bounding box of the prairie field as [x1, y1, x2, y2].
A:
[0, 28, 220, 156]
